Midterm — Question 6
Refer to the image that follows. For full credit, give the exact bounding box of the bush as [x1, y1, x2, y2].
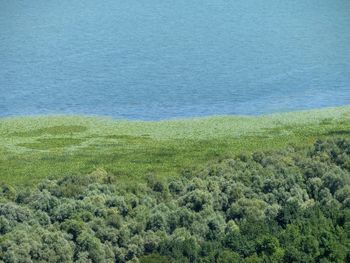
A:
[1, 138, 350, 262]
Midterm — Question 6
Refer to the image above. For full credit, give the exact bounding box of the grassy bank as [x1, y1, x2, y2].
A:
[1, 106, 350, 187]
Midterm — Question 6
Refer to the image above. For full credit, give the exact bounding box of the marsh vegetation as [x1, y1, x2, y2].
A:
[0, 107, 349, 187]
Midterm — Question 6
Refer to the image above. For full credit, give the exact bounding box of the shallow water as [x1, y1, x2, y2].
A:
[1, 0, 350, 120]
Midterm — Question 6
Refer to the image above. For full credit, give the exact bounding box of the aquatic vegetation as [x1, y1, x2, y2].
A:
[0, 106, 349, 187]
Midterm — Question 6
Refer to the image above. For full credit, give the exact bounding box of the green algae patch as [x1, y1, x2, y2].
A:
[12, 125, 87, 137]
[17, 138, 85, 150]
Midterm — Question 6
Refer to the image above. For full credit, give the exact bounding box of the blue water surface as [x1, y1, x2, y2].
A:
[1, 0, 350, 120]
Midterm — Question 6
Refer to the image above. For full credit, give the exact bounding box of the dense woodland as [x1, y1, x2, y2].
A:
[1, 138, 350, 262]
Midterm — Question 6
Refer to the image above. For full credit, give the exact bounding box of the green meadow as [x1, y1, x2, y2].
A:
[1, 106, 350, 188]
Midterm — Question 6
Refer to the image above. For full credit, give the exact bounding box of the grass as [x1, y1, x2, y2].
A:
[1, 106, 350, 188]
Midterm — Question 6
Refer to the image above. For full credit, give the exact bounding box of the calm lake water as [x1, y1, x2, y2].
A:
[1, 0, 350, 120]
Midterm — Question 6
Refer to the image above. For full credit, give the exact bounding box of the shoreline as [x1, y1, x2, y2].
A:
[1, 105, 350, 123]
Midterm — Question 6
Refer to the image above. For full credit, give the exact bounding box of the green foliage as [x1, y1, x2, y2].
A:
[1, 138, 350, 262]
[1, 107, 350, 187]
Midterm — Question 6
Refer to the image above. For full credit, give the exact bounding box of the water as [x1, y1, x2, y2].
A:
[1, 0, 350, 120]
